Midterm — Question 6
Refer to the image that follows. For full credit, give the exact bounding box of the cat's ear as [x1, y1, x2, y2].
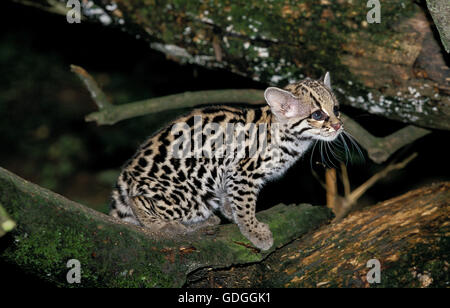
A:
[264, 87, 310, 121]
[321, 71, 331, 89]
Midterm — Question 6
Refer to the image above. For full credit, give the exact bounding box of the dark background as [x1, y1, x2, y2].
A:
[0, 1, 449, 287]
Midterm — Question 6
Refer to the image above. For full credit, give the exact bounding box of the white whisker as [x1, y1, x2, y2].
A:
[339, 134, 351, 165]
[343, 131, 365, 163]
[324, 141, 338, 168]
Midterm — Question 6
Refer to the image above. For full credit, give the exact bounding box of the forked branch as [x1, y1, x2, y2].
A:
[331, 153, 418, 220]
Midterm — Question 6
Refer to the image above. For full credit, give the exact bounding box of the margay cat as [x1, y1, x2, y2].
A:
[110, 72, 343, 251]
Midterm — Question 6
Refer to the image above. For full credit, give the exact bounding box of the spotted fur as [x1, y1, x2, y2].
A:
[110, 73, 343, 250]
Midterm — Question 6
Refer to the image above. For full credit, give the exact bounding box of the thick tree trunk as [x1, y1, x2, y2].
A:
[12, 0, 450, 130]
[187, 182, 450, 288]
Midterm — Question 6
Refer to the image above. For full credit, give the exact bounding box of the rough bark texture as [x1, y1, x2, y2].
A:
[0, 166, 331, 287]
[187, 182, 450, 288]
[10, 0, 450, 130]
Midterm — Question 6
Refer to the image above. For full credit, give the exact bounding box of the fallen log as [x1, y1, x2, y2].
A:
[186, 182, 450, 288]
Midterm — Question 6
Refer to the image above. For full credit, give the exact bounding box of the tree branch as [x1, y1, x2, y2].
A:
[325, 168, 337, 210]
[84, 89, 264, 125]
[71, 65, 112, 110]
[340, 114, 431, 163]
[339, 162, 351, 197]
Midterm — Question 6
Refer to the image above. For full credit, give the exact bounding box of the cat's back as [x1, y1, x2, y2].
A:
[115, 105, 265, 190]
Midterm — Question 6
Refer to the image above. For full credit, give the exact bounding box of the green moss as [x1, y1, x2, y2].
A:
[0, 170, 176, 287]
[7, 227, 97, 286]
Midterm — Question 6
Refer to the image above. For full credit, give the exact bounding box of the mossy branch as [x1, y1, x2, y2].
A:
[0, 166, 331, 287]
[84, 89, 264, 125]
[74, 65, 431, 164]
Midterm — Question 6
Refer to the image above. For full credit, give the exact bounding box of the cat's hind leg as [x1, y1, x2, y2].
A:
[185, 214, 221, 231]
[130, 195, 220, 235]
[130, 195, 191, 235]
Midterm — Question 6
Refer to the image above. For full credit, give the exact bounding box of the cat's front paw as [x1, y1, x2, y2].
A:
[244, 222, 274, 251]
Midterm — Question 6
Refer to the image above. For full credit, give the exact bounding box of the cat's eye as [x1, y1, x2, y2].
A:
[312, 110, 325, 121]
[333, 106, 340, 116]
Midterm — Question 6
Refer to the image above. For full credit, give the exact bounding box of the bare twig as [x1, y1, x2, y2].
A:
[339, 162, 351, 197]
[325, 168, 337, 210]
[346, 153, 418, 205]
[334, 152, 418, 220]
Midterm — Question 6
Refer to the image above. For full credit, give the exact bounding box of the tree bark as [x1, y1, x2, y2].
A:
[186, 182, 450, 288]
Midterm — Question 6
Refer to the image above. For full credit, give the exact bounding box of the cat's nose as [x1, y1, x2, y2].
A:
[331, 122, 341, 131]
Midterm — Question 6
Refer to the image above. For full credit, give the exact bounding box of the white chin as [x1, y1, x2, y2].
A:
[317, 132, 340, 142]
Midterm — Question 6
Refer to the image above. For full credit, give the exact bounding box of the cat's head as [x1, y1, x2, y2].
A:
[264, 72, 343, 141]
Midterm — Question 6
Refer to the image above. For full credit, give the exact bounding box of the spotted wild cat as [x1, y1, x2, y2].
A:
[110, 72, 343, 251]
